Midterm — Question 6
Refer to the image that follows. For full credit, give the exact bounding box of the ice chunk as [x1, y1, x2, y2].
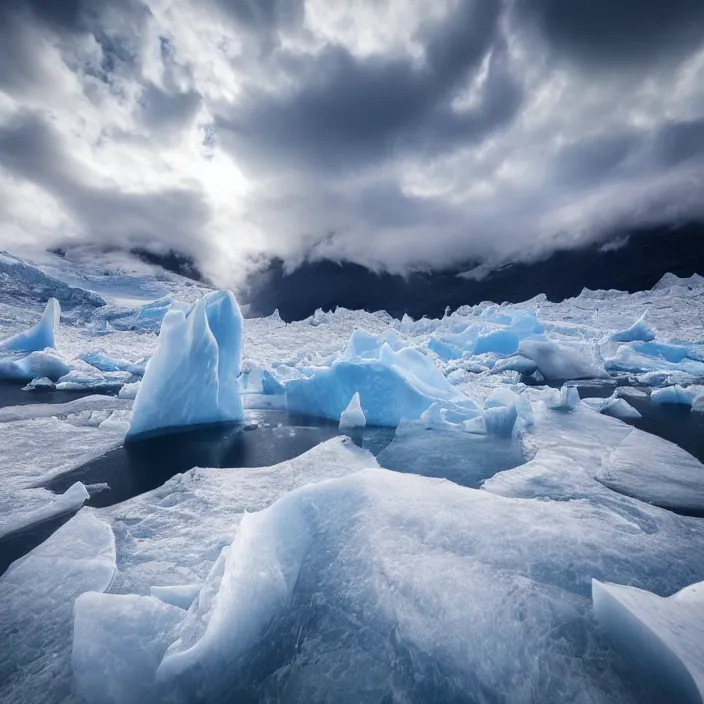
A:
[491, 354, 538, 375]
[0, 297, 60, 352]
[544, 384, 581, 410]
[651, 384, 697, 406]
[610, 313, 656, 342]
[0, 510, 115, 704]
[483, 388, 533, 437]
[596, 428, 704, 514]
[0, 349, 71, 381]
[98, 410, 132, 434]
[518, 340, 604, 380]
[600, 396, 642, 420]
[343, 329, 401, 361]
[592, 579, 704, 704]
[606, 346, 704, 377]
[73, 593, 185, 704]
[0, 481, 89, 539]
[119, 381, 140, 399]
[80, 351, 132, 372]
[580, 393, 642, 420]
[56, 366, 131, 391]
[150, 584, 203, 610]
[21, 376, 54, 391]
[339, 391, 366, 429]
[127, 290, 244, 439]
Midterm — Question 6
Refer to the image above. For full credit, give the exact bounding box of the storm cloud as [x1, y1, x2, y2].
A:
[0, 0, 702, 283]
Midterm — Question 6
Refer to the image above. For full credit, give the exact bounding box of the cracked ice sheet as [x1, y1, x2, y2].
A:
[104, 436, 378, 596]
[0, 405, 128, 538]
[0, 509, 116, 704]
[485, 390, 704, 515]
[83, 467, 704, 704]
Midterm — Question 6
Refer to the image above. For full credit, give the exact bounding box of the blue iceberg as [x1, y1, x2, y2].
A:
[127, 290, 244, 439]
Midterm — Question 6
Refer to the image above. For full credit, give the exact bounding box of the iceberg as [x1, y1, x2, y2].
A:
[0, 349, 71, 381]
[339, 391, 366, 429]
[127, 290, 244, 439]
[544, 384, 581, 411]
[581, 393, 642, 420]
[286, 342, 468, 426]
[593, 579, 704, 704]
[651, 384, 698, 406]
[518, 340, 603, 380]
[0, 298, 60, 352]
[21, 376, 55, 391]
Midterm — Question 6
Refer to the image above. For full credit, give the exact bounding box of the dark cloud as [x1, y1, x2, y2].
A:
[214, 0, 304, 33]
[0, 0, 703, 281]
[552, 132, 643, 186]
[654, 118, 704, 168]
[0, 112, 210, 256]
[138, 83, 202, 130]
[215, 0, 515, 173]
[517, 0, 704, 68]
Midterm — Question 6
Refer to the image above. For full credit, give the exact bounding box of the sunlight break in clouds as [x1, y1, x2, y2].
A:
[0, 0, 703, 285]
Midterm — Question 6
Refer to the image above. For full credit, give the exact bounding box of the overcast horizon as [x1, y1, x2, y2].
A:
[1, 0, 703, 286]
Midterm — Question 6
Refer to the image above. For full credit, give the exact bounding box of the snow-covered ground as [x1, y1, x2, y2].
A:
[1, 246, 704, 704]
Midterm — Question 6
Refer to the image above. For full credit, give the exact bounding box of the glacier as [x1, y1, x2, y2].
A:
[0, 248, 704, 704]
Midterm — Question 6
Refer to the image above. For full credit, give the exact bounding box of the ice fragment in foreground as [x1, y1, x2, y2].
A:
[593, 579, 704, 704]
[128, 290, 244, 439]
[596, 427, 704, 513]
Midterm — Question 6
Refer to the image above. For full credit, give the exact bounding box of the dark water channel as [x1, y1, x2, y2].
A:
[0, 379, 115, 407]
[574, 383, 704, 463]
[0, 411, 395, 575]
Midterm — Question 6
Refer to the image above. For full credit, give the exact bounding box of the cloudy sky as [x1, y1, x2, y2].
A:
[0, 0, 703, 284]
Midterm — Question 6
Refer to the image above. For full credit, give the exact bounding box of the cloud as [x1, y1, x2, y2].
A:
[0, 0, 702, 285]
[0, 111, 211, 258]
[515, 0, 704, 69]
